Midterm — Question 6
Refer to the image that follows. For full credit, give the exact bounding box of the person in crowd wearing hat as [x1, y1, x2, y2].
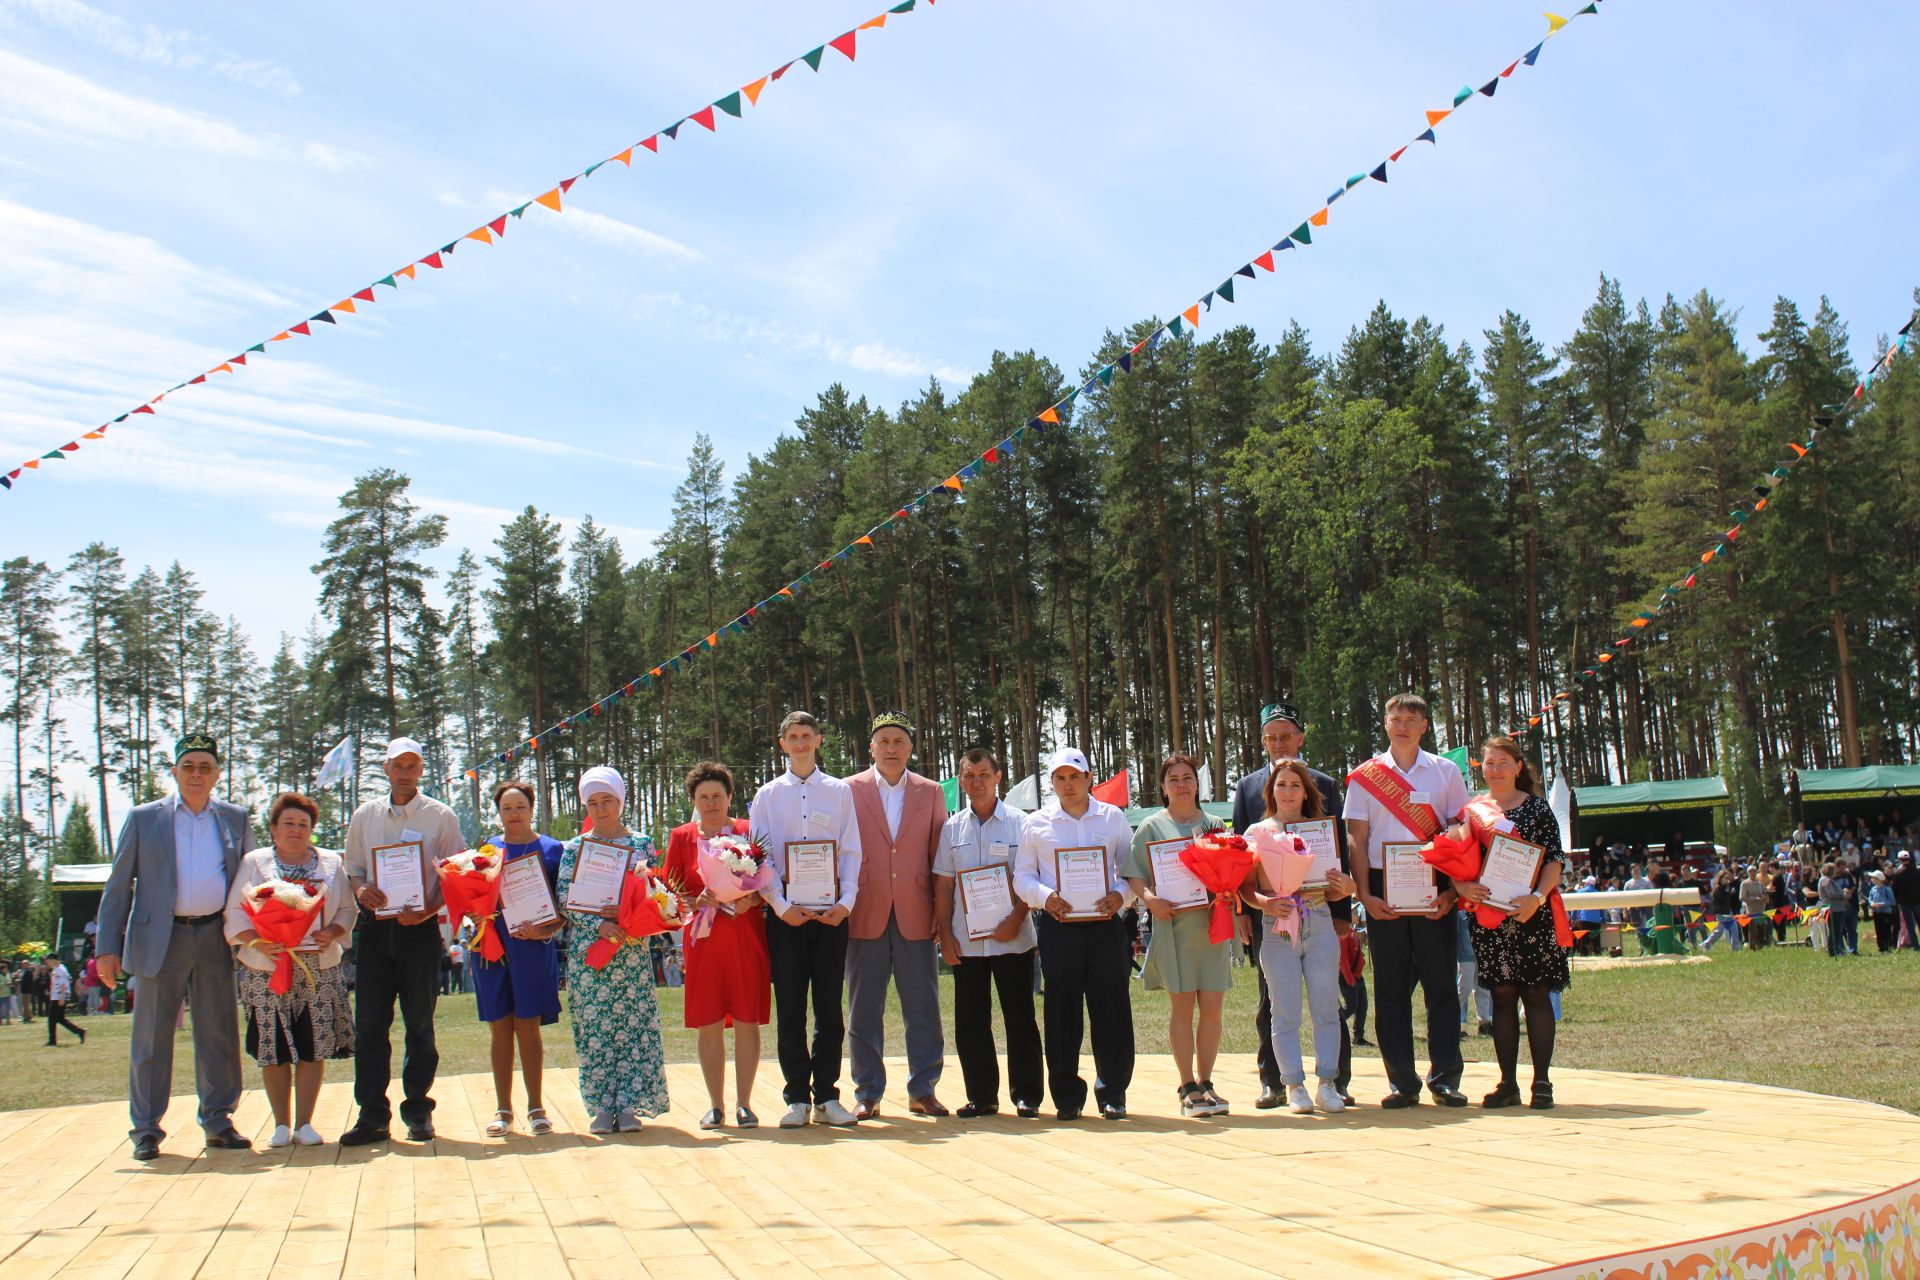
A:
[1014, 747, 1136, 1120]
[224, 792, 357, 1147]
[1344, 693, 1470, 1109]
[1867, 869, 1897, 953]
[338, 737, 465, 1146]
[1738, 864, 1772, 950]
[1228, 702, 1354, 1108]
[1890, 851, 1920, 950]
[933, 747, 1042, 1118]
[749, 711, 864, 1129]
[95, 731, 254, 1161]
[845, 711, 950, 1119]
[474, 780, 565, 1137]
[558, 766, 670, 1134]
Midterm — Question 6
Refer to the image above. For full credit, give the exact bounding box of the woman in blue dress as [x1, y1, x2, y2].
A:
[472, 779, 565, 1137]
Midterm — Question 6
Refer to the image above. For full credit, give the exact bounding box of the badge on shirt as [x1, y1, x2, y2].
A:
[1409, 792, 1431, 809]
[989, 840, 1012, 862]
[402, 828, 425, 844]
[1494, 817, 1516, 835]
[808, 811, 832, 829]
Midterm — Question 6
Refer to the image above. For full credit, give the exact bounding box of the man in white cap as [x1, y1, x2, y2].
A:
[1013, 747, 1135, 1120]
[339, 737, 464, 1145]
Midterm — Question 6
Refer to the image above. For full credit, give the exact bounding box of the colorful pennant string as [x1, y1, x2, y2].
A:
[1505, 307, 1917, 741]
[420, 5, 1604, 793]
[1, 0, 937, 496]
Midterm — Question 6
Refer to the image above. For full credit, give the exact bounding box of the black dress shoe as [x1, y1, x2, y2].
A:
[405, 1119, 436, 1142]
[1482, 1081, 1523, 1109]
[1380, 1090, 1422, 1109]
[1529, 1081, 1555, 1110]
[1099, 1103, 1127, 1121]
[131, 1136, 160, 1161]
[203, 1127, 252, 1149]
[956, 1102, 999, 1119]
[1056, 1106, 1082, 1121]
[1015, 1102, 1040, 1118]
[1431, 1086, 1469, 1108]
[1340, 1093, 1356, 1107]
[1254, 1085, 1282, 1110]
[338, 1123, 391, 1147]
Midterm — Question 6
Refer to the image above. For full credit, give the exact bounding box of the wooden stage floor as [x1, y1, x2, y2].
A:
[2, 1053, 1915, 1280]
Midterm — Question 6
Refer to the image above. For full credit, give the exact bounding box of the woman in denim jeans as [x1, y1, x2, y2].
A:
[1239, 759, 1355, 1115]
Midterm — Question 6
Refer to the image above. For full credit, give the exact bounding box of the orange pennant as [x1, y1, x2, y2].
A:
[22, 460, 39, 470]
[466, 227, 493, 245]
[1182, 304, 1199, 327]
[1039, 406, 1061, 425]
[82, 431, 104, 440]
[398, 263, 417, 281]
[334, 299, 357, 314]
[1309, 208, 1329, 227]
[216, 363, 233, 374]
[535, 187, 564, 212]
[613, 147, 633, 166]
[743, 76, 769, 106]
[777, 588, 793, 598]
[1426, 109, 1451, 126]
[942, 475, 963, 492]
[855, 535, 873, 546]
[859, 13, 887, 29]
[270, 331, 290, 342]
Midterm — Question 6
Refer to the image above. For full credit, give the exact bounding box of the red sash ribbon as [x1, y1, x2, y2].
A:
[1461, 793, 1574, 949]
[1345, 758, 1443, 840]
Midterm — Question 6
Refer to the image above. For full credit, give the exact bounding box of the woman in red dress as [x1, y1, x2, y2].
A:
[663, 760, 771, 1130]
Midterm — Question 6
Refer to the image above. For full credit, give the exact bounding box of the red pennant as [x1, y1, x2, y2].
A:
[1253, 250, 1275, 272]
[829, 31, 858, 60]
[691, 105, 717, 131]
[559, 176, 579, 192]
[1390, 145, 1408, 162]
[231, 354, 247, 365]
[188, 374, 207, 385]
[1500, 60, 1519, 77]
[133, 404, 155, 415]
[771, 61, 794, 80]
[1090, 770, 1129, 807]
[290, 321, 312, 336]
[640, 135, 659, 153]
[353, 287, 376, 302]
[421, 251, 444, 269]
[488, 216, 506, 236]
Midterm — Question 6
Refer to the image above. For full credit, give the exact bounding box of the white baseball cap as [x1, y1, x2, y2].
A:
[384, 736, 426, 762]
[1046, 747, 1091, 776]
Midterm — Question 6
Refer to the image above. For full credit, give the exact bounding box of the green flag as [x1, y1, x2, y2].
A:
[942, 777, 960, 811]
[1442, 746, 1471, 771]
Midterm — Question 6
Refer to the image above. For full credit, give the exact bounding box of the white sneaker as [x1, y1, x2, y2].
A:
[268, 1124, 292, 1148]
[1314, 1081, 1347, 1113]
[294, 1124, 324, 1146]
[589, 1109, 617, 1135]
[779, 1102, 812, 1128]
[1287, 1084, 1315, 1114]
[814, 1100, 859, 1126]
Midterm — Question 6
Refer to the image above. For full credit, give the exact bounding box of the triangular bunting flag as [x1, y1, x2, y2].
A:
[1390, 145, 1408, 162]
[859, 13, 886, 29]
[354, 287, 376, 302]
[691, 105, 717, 131]
[1545, 12, 1569, 33]
[1234, 263, 1255, 279]
[612, 147, 633, 166]
[829, 31, 857, 60]
[1217, 279, 1235, 303]
[420, 251, 444, 268]
[1253, 250, 1275, 271]
[1275, 237, 1294, 251]
[802, 46, 826, 71]
[488, 216, 506, 236]
[1370, 162, 1388, 182]
[640, 135, 660, 153]
[1426, 109, 1451, 126]
[1479, 78, 1498, 97]
[1290, 222, 1312, 244]
[335, 298, 358, 314]
[1309, 208, 1329, 227]
[1183, 304, 1200, 326]
[312, 310, 336, 324]
[1038, 406, 1061, 424]
[1500, 59, 1520, 78]
[1452, 85, 1472, 105]
[290, 321, 312, 336]
[1168, 317, 1185, 337]
[1417, 128, 1436, 143]
[1523, 41, 1544, 63]
[558, 176, 578, 193]
[743, 76, 769, 105]
[534, 188, 563, 212]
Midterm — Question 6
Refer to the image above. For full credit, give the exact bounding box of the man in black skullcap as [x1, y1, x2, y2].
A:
[96, 732, 256, 1160]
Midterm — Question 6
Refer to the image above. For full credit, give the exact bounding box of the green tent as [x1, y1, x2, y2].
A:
[1794, 765, 1920, 825]
[1571, 777, 1728, 850]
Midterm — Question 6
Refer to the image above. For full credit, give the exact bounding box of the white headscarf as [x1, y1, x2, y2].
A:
[578, 766, 626, 805]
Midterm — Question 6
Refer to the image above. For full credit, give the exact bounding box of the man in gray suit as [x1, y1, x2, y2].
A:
[96, 732, 255, 1161]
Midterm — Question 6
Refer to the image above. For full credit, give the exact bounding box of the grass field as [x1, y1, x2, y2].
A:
[4, 944, 1913, 1115]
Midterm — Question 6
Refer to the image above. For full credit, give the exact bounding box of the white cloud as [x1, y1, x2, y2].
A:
[0, 0, 301, 94]
[554, 208, 702, 262]
[629, 290, 971, 385]
[0, 46, 271, 154]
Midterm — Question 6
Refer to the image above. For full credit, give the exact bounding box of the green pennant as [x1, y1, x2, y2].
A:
[1168, 317, 1185, 337]
[1217, 279, 1235, 303]
[1291, 222, 1313, 245]
[247, 343, 266, 353]
[715, 91, 742, 118]
[802, 46, 825, 70]
[510, 202, 530, 219]
[583, 160, 605, 176]
[889, 0, 915, 11]
[376, 275, 397, 289]
[1452, 84, 1472, 107]
[1577, 1, 1597, 12]
[41, 450, 64, 460]
[1345, 173, 1365, 189]
[941, 776, 960, 811]
[1097, 365, 1114, 387]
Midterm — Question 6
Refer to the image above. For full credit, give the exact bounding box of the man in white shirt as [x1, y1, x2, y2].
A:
[339, 737, 465, 1146]
[1344, 693, 1470, 1108]
[934, 747, 1041, 1118]
[748, 711, 864, 1129]
[95, 731, 253, 1160]
[1013, 747, 1135, 1120]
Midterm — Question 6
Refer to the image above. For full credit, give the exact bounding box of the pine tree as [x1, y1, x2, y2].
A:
[65, 543, 124, 858]
[487, 507, 571, 824]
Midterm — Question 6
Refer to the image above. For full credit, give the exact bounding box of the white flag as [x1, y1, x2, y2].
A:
[1547, 774, 1574, 854]
[315, 735, 355, 789]
[1005, 773, 1040, 812]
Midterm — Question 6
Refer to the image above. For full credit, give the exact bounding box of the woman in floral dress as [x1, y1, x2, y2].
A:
[557, 765, 670, 1134]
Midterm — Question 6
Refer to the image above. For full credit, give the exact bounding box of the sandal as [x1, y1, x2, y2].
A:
[527, 1108, 553, 1136]
[485, 1109, 513, 1137]
[1179, 1081, 1207, 1118]
[1199, 1079, 1229, 1116]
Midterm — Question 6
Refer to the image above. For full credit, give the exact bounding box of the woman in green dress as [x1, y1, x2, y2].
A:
[557, 765, 670, 1134]
[1122, 754, 1235, 1118]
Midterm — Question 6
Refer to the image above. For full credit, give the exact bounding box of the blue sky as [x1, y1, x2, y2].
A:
[2, 0, 1915, 659]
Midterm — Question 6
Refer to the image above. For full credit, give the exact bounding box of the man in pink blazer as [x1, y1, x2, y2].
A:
[845, 711, 950, 1118]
